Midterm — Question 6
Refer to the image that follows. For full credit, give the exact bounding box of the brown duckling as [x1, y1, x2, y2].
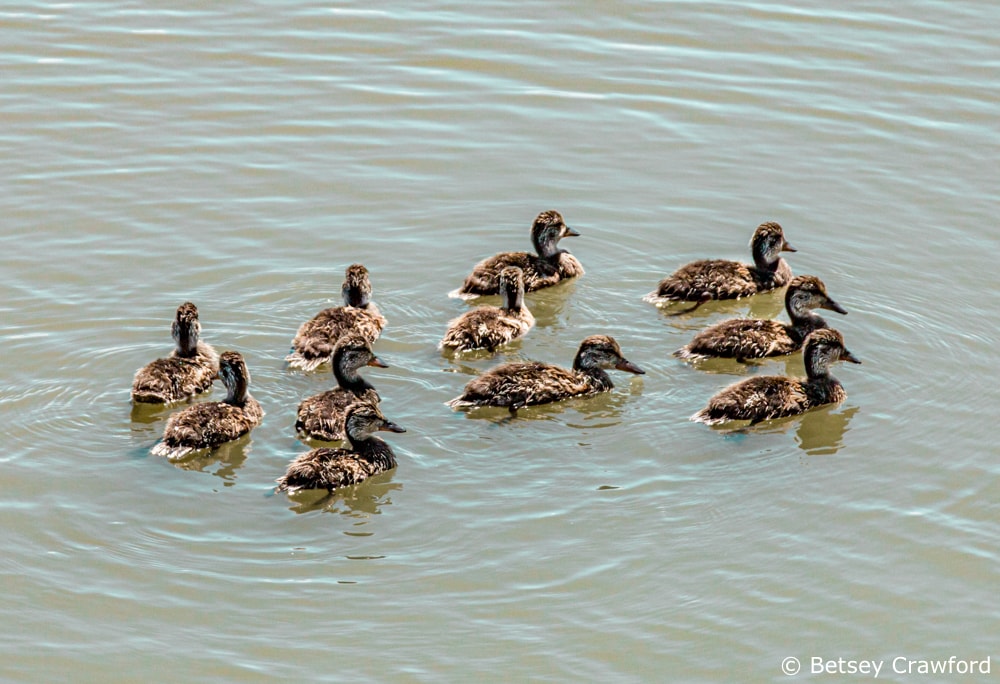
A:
[447, 334, 644, 412]
[691, 328, 860, 426]
[131, 302, 219, 404]
[451, 210, 584, 299]
[440, 266, 535, 352]
[276, 402, 406, 493]
[644, 221, 796, 312]
[152, 351, 264, 459]
[675, 275, 847, 361]
[286, 264, 387, 371]
[295, 335, 388, 442]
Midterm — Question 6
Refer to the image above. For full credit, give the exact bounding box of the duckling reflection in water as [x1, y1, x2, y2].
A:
[295, 335, 388, 442]
[691, 329, 860, 426]
[440, 266, 535, 353]
[131, 302, 219, 404]
[451, 210, 584, 299]
[675, 275, 846, 361]
[286, 264, 387, 371]
[277, 402, 405, 493]
[447, 335, 644, 413]
[644, 221, 796, 313]
[152, 351, 264, 460]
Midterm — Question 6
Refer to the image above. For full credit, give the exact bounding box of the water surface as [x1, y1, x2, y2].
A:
[2, 1, 998, 681]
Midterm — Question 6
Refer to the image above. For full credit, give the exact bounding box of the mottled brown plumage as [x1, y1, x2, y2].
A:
[447, 334, 644, 411]
[277, 402, 406, 493]
[131, 302, 219, 404]
[152, 351, 264, 459]
[440, 267, 535, 352]
[691, 328, 861, 426]
[451, 210, 584, 298]
[675, 275, 847, 360]
[286, 264, 387, 371]
[295, 336, 387, 442]
[644, 222, 796, 309]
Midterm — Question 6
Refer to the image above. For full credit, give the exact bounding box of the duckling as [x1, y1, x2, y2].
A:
[447, 334, 644, 412]
[276, 402, 406, 493]
[440, 266, 535, 352]
[675, 275, 847, 361]
[286, 264, 387, 371]
[131, 302, 220, 404]
[451, 210, 584, 298]
[644, 221, 796, 312]
[151, 351, 264, 459]
[691, 328, 860, 426]
[295, 335, 388, 442]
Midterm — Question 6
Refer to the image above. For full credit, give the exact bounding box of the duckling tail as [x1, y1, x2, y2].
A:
[690, 407, 726, 426]
[642, 290, 673, 305]
[447, 287, 481, 301]
[445, 395, 474, 409]
[284, 350, 329, 372]
[151, 441, 196, 461]
[673, 346, 705, 361]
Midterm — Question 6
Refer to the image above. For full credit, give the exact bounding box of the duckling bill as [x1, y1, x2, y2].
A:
[151, 351, 264, 460]
[286, 264, 387, 372]
[131, 302, 219, 404]
[691, 328, 860, 426]
[447, 334, 644, 412]
[451, 210, 584, 299]
[644, 221, 795, 312]
[675, 275, 847, 361]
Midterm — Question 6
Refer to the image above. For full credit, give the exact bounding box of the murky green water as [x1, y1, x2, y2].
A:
[2, 1, 998, 682]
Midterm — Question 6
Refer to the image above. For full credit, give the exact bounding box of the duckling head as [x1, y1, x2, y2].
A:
[219, 350, 251, 406]
[572, 334, 645, 374]
[171, 302, 202, 356]
[341, 263, 374, 308]
[802, 328, 861, 378]
[786, 275, 848, 320]
[343, 401, 406, 446]
[332, 335, 388, 390]
[751, 221, 796, 270]
[498, 266, 526, 311]
[531, 210, 580, 259]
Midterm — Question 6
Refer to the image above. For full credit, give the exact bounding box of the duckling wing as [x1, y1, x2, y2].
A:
[655, 259, 758, 301]
[295, 388, 378, 441]
[458, 253, 560, 296]
[449, 362, 594, 408]
[276, 447, 376, 492]
[692, 376, 808, 425]
[440, 307, 533, 352]
[678, 319, 796, 359]
[556, 252, 585, 279]
[131, 355, 216, 404]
